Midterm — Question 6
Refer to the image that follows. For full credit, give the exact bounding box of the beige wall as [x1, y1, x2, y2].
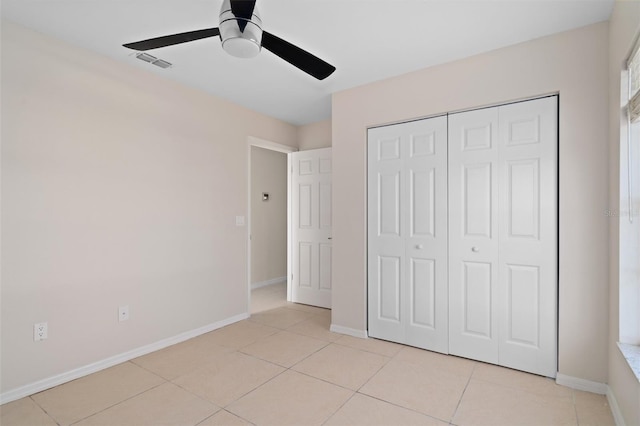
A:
[332, 22, 609, 383]
[297, 119, 332, 150]
[250, 147, 287, 285]
[608, 1, 640, 424]
[0, 21, 297, 394]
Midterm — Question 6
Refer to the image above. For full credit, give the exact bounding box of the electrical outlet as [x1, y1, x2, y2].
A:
[34, 322, 48, 341]
[118, 305, 130, 322]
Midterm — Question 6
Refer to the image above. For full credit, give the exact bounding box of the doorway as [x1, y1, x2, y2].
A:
[247, 137, 296, 314]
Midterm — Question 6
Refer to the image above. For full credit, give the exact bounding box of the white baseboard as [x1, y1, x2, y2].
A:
[555, 373, 608, 394]
[606, 386, 626, 426]
[330, 324, 368, 339]
[555, 374, 628, 425]
[251, 276, 286, 290]
[0, 312, 249, 405]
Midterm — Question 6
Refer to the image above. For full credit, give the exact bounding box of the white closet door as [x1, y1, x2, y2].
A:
[449, 97, 557, 376]
[448, 107, 500, 364]
[291, 148, 332, 308]
[497, 97, 557, 377]
[368, 116, 448, 353]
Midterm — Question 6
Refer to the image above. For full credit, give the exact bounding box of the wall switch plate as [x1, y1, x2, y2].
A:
[34, 322, 48, 341]
[118, 305, 130, 322]
[235, 216, 245, 226]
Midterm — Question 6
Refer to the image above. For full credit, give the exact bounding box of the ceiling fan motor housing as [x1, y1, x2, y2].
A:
[219, 0, 262, 58]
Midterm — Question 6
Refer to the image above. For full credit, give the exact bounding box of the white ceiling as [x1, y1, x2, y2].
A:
[2, 0, 613, 125]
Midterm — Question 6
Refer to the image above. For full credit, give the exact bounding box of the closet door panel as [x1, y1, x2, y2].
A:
[462, 261, 493, 337]
[497, 97, 557, 377]
[368, 116, 448, 353]
[368, 133, 405, 341]
[410, 258, 436, 328]
[463, 162, 493, 238]
[448, 107, 500, 364]
[404, 117, 448, 352]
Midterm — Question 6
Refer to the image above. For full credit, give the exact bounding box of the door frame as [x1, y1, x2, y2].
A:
[247, 136, 297, 312]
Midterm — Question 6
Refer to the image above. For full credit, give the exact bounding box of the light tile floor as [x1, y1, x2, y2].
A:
[1, 284, 616, 426]
[250, 281, 288, 314]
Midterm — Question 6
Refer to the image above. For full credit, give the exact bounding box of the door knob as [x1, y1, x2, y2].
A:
[416, 244, 424, 249]
[471, 246, 479, 252]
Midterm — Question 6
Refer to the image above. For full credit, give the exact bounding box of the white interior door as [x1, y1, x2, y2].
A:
[368, 116, 448, 353]
[448, 107, 500, 364]
[449, 97, 557, 376]
[291, 148, 332, 308]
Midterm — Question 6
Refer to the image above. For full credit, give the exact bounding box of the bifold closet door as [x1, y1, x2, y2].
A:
[367, 116, 448, 353]
[448, 107, 500, 364]
[448, 96, 558, 377]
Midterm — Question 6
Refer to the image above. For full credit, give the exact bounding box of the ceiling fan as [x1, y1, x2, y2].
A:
[123, 0, 336, 80]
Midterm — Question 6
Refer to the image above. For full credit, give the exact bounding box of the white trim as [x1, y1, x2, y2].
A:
[555, 373, 626, 424]
[606, 386, 627, 426]
[251, 276, 287, 290]
[330, 324, 369, 339]
[0, 312, 249, 405]
[247, 136, 298, 154]
[555, 373, 608, 394]
[287, 153, 293, 302]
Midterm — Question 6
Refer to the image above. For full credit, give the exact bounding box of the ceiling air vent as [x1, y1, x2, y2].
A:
[135, 52, 172, 69]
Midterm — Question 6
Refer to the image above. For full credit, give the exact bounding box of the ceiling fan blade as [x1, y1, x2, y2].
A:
[230, 0, 256, 33]
[123, 28, 220, 51]
[261, 31, 335, 80]
[230, 0, 256, 20]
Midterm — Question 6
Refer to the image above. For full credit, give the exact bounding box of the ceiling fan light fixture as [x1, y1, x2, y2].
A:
[219, 0, 262, 59]
[220, 24, 262, 58]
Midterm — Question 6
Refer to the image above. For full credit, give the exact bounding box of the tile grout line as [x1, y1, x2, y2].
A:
[128, 358, 176, 382]
[219, 322, 350, 424]
[572, 389, 581, 426]
[281, 337, 365, 426]
[162, 337, 291, 414]
[67, 379, 168, 425]
[28, 395, 61, 426]
[449, 359, 477, 425]
[291, 341, 457, 424]
[194, 409, 257, 426]
[319, 391, 357, 426]
[223, 367, 291, 419]
[353, 350, 393, 393]
[330, 338, 404, 358]
[210, 319, 335, 413]
[29, 360, 170, 426]
[352, 391, 450, 424]
[237, 331, 332, 369]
